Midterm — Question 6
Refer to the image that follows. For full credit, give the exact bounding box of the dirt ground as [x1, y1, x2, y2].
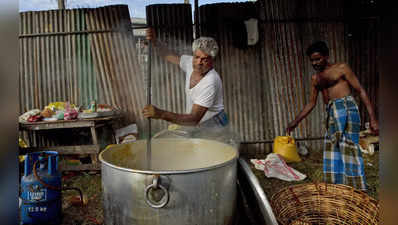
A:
[247, 147, 379, 200]
[56, 148, 378, 225]
[60, 171, 103, 225]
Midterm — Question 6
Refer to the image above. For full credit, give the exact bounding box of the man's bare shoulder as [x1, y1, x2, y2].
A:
[334, 62, 351, 70]
[328, 63, 352, 78]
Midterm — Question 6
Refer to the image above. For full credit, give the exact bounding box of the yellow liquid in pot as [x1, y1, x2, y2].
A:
[103, 138, 237, 171]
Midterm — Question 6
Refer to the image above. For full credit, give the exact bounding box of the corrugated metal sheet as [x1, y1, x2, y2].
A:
[198, 2, 272, 155]
[85, 5, 146, 130]
[197, 1, 378, 156]
[19, 5, 146, 133]
[19, 2, 378, 156]
[146, 4, 193, 134]
[257, 0, 345, 21]
[19, 9, 97, 112]
[207, 3, 269, 154]
[347, 19, 379, 128]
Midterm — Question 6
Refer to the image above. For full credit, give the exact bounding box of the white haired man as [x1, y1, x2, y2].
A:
[142, 28, 228, 128]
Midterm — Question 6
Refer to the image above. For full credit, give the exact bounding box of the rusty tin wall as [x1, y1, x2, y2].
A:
[19, 9, 98, 112]
[197, 1, 378, 156]
[146, 4, 193, 133]
[19, 2, 378, 155]
[19, 5, 146, 131]
[85, 5, 146, 129]
[347, 19, 379, 127]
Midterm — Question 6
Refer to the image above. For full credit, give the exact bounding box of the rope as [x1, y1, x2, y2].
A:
[32, 160, 83, 205]
[30, 156, 105, 223]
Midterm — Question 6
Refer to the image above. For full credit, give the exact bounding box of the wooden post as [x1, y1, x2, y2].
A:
[58, 0, 65, 9]
[194, 0, 199, 39]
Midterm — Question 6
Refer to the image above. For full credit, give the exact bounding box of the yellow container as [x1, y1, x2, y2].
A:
[273, 136, 301, 163]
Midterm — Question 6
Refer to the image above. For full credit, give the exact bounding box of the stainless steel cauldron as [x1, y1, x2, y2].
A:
[99, 138, 238, 225]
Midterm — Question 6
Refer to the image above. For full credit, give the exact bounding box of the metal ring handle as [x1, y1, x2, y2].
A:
[144, 182, 169, 208]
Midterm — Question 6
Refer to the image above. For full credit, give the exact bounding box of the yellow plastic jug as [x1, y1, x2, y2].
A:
[273, 136, 301, 163]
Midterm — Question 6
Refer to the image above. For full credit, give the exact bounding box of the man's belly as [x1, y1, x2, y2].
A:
[323, 86, 351, 103]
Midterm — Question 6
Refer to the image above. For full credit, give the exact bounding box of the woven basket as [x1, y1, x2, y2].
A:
[270, 183, 379, 225]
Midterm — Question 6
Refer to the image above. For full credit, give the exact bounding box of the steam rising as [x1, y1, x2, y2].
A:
[152, 124, 241, 150]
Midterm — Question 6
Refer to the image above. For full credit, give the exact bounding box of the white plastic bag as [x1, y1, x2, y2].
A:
[19, 109, 41, 122]
[250, 153, 306, 182]
[115, 124, 138, 144]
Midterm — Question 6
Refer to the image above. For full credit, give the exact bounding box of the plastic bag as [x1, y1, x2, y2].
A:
[64, 102, 78, 120]
[27, 115, 43, 122]
[19, 109, 41, 122]
[250, 153, 306, 182]
[273, 136, 301, 163]
[115, 124, 138, 144]
[47, 102, 76, 111]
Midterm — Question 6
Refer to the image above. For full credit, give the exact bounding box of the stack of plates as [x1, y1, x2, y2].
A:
[78, 110, 114, 119]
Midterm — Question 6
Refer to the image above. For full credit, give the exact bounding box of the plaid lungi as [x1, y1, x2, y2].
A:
[323, 95, 367, 190]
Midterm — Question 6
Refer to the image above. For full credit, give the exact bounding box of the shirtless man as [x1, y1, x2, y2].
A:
[286, 41, 378, 190]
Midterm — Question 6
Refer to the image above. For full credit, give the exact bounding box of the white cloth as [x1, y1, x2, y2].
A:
[244, 18, 259, 46]
[179, 55, 224, 123]
[250, 153, 307, 182]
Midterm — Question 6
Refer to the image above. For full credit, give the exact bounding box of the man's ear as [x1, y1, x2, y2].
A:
[209, 58, 214, 67]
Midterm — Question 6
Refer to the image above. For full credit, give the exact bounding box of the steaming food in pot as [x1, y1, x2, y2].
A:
[104, 138, 237, 171]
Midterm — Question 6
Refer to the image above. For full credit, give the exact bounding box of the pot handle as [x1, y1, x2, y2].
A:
[145, 175, 169, 208]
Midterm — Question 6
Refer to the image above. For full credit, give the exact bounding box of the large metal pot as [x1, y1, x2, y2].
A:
[99, 138, 238, 225]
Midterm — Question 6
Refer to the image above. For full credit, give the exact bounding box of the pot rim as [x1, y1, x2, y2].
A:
[98, 139, 239, 174]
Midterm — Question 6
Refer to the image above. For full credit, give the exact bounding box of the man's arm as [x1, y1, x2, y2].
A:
[341, 63, 379, 134]
[286, 75, 319, 134]
[147, 28, 180, 65]
[142, 104, 208, 126]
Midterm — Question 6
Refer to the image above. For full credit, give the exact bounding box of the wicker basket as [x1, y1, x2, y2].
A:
[270, 183, 379, 225]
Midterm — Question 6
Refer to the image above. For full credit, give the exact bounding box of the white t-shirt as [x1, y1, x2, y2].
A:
[179, 55, 224, 123]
